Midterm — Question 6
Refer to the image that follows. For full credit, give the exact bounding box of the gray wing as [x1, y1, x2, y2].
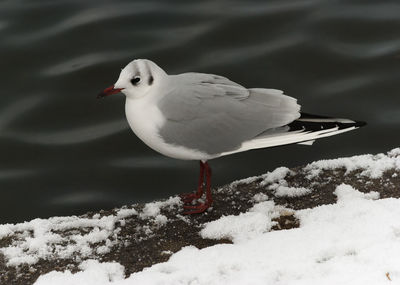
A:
[157, 73, 301, 155]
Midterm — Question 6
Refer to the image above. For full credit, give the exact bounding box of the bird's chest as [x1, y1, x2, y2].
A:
[125, 98, 165, 149]
[124, 98, 210, 160]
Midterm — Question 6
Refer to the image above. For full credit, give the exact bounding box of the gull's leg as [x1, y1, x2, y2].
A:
[183, 161, 213, 214]
[180, 161, 205, 203]
[204, 162, 213, 205]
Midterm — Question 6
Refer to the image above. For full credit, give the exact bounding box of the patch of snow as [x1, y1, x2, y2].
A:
[200, 201, 280, 242]
[175, 214, 191, 224]
[229, 175, 260, 187]
[154, 214, 168, 226]
[35, 259, 124, 285]
[304, 148, 400, 179]
[115, 208, 137, 219]
[0, 225, 13, 239]
[305, 168, 322, 180]
[0, 196, 181, 267]
[0, 214, 124, 266]
[334, 184, 379, 201]
[259, 166, 291, 186]
[34, 184, 400, 285]
[140, 197, 181, 219]
[274, 185, 312, 197]
[252, 193, 268, 202]
[264, 169, 312, 197]
[230, 167, 292, 190]
[388, 148, 400, 157]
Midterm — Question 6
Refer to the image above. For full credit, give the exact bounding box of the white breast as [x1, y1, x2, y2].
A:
[125, 97, 210, 161]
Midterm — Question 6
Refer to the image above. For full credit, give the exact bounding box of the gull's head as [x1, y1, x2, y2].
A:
[98, 59, 166, 99]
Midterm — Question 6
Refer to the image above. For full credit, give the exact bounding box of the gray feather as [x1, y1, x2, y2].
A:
[157, 73, 301, 155]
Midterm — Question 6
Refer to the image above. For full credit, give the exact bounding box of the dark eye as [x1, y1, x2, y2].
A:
[130, 77, 141, 85]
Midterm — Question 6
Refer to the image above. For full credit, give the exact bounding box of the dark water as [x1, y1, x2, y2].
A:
[0, 0, 399, 223]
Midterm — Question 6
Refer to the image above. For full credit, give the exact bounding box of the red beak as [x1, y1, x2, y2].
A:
[97, 85, 123, 98]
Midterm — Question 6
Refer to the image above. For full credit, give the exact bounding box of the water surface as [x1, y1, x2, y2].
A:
[0, 0, 399, 223]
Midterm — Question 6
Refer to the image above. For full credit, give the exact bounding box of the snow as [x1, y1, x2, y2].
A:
[230, 166, 291, 190]
[259, 166, 312, 197]
[232, 166, 312, 198]
[200, 200, 279, 242]
[252, 192, 268, 202]
[333, 183, 379, 201]
[0, 197, 181, 267]
[274, 185, 311, 197]
[0, 215, 123, 266]
[35, 260, 125, 285]
[259, 166, 291, 186]
[34, 184, 400, 285]
[139, 197, 181, 218]
[4, 148, 400, 284]
[304, 148, 400, 179]
[229, 175, 260, 187]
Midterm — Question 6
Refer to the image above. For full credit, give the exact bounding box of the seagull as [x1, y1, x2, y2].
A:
[98, 59, 365, 214]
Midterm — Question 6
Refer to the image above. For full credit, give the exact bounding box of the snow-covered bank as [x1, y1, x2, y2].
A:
[36, 185, 400, 285]
[2, 148, 400, 285]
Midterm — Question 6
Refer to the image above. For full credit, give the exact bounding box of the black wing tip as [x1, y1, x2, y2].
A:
[289, 117, 366, 132]
[354, 120, 367, 128]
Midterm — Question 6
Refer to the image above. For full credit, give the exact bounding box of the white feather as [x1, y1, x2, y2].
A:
[297, 140, 315, 146]
[220, 126, 358, 157]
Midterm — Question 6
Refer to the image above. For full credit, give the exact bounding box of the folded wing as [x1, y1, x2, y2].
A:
[157, 73, 301, 155]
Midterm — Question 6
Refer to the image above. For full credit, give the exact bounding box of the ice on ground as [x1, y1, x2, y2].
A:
[34, 184, 400, 285]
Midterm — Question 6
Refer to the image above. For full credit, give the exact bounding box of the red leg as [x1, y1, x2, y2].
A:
[180, 161, 205, 203]
[183, 162, 213, 214]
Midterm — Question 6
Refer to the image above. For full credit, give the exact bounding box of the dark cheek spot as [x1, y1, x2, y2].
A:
[148, 75, 154, 85]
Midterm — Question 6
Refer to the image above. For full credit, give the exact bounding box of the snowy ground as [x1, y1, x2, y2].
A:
[2, 149, 400, 284]
[35, 185, 400, 285]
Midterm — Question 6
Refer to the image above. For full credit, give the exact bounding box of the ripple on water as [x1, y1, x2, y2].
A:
[41, 21, 216, 77]
[313, 72, 400, 98]
[7, 119, 127, 146]
[0, 95, 45, 131]
[323, 39, 400, 59]
[191, 34, 306, 70]
[0, 21, 8, 32]
[47, 191, 118, 206]
[0, 0, 399, 222]
[41, 51, 134, 77]
[310, 3, 400, 21]
[375, 109, 400, 126]
[110, 156, 184, 169]
[5, 2, 163, 45]
[0, 169, 37, 180]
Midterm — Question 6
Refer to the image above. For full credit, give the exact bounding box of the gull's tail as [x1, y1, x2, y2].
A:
[290, 112, 366, 145]
[222, 113, 366, 155]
